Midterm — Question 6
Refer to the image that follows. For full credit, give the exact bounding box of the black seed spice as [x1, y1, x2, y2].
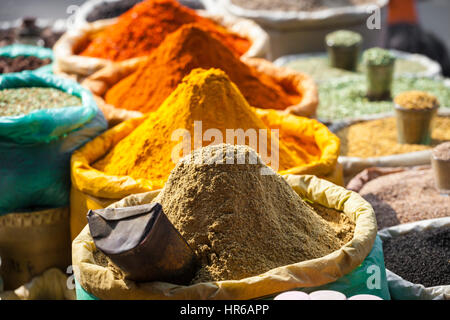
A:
[382, 226, 450, 287]
[0, 56, 51, 74]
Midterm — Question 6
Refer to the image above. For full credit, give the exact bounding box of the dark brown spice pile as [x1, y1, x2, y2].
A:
[382, 226, 450, 287]
[0, 56, 51, 74]
[86, 0, 143, 22]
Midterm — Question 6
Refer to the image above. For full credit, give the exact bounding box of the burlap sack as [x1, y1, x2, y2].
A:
[53, 11, 269, 83]
[0, 208, 71, 290]
[69, 113, 340, 239]
[72, 174, 377, 300]
[0, 268, 75, 300]
[81, 56, 318, 125]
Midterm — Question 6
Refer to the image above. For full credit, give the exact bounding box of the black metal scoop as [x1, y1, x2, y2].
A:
[87, 203, 197, 285]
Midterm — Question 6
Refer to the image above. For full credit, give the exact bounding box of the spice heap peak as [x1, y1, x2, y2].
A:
[154, 143, 345, 283]
[80, 0, 250, 61]
[104, 24, 301, 113]
[94, 68, 301, 189]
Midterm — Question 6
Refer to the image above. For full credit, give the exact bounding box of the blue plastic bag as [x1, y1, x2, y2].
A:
[0, 72, 107, 214]
[0, 44, 54, 74]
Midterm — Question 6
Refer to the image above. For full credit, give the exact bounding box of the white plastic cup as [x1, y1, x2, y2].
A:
[348, 294, 383, 300]
[309, 290, 347, 300]
[274, 291, 311, 300]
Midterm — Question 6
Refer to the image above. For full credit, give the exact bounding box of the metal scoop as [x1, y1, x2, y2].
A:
[87, 203, 197, 285]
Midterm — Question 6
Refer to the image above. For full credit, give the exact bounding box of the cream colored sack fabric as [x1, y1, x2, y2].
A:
[72, 175, 376, 300]
[0, 208, 71, 290]
[0, 268, 75, 300]
[53, 12, 269, 83]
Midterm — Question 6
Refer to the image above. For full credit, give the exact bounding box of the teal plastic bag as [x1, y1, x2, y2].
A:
[0, 44, 54, 74]
[75, 236, 390, 300]
[0, 72, 107, 214]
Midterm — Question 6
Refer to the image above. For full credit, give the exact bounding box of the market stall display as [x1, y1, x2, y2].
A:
[1, 0, 449, 303]
[70, 68, 338, 239]
[82, 24, 316, 124]
[318, 76, 450, 122]
[53, 0, 269, 81]
[274, 50, 442, 82]
[72, 150, 388, 300]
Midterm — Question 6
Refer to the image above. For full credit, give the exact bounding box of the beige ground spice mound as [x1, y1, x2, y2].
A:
[394, 91, 439, 110]
[307, 202, 355, 245]
[153, 144, 350, 284]
[337, 116, 450, 158]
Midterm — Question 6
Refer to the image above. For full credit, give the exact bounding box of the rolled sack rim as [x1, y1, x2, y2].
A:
[54, 10, 269, 78]
[220, 0, 389, 28]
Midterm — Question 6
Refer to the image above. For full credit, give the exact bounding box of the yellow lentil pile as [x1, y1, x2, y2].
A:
[394, 91, 439, 110]
[337, 116, 450, 158]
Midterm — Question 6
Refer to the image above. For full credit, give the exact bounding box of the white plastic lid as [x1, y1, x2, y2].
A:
[274, 291, 311, 300]
[348, 294, 383, 300]
[309, 290, 347, 300]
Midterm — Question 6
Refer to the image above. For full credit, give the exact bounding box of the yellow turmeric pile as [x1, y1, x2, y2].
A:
[93, 68, 323, 189]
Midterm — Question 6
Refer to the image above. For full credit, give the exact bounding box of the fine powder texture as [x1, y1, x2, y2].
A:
[94, 68, 318, 190]
[0, 87, 81, 117]
[394, 90, 439, 110]
[80, 0, 250, 61]
[433, 141, 450, 161]
[337, 116, 450, 158]
[154, 144, 348, 283]
[382, 226, 450, 287]
[359, 168, 450, 230]
[104, 25, 300, 113]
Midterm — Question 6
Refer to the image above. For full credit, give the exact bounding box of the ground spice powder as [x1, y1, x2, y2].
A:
[0, 87, 81, 117]
[94, 68, 318, 189]
[359, 168, 450, 229]
[104, 24, 300, 113]
[394, 90, 439, 110]
[337, 116, 450, 158]
[154, 144, 349, 283]
[80, 0, 250, 61]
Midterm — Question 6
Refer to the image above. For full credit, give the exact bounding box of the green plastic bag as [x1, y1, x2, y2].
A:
[0, 72, 107, 214]
[0, 44, 54, 74]
[75, 236, 390, 300]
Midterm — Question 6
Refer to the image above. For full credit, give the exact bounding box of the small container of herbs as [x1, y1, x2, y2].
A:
[394, 91, 439, 145]
[363, 48, 396, 101]
[325, 30, 362, 72]
[431, 142, 450, 194]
